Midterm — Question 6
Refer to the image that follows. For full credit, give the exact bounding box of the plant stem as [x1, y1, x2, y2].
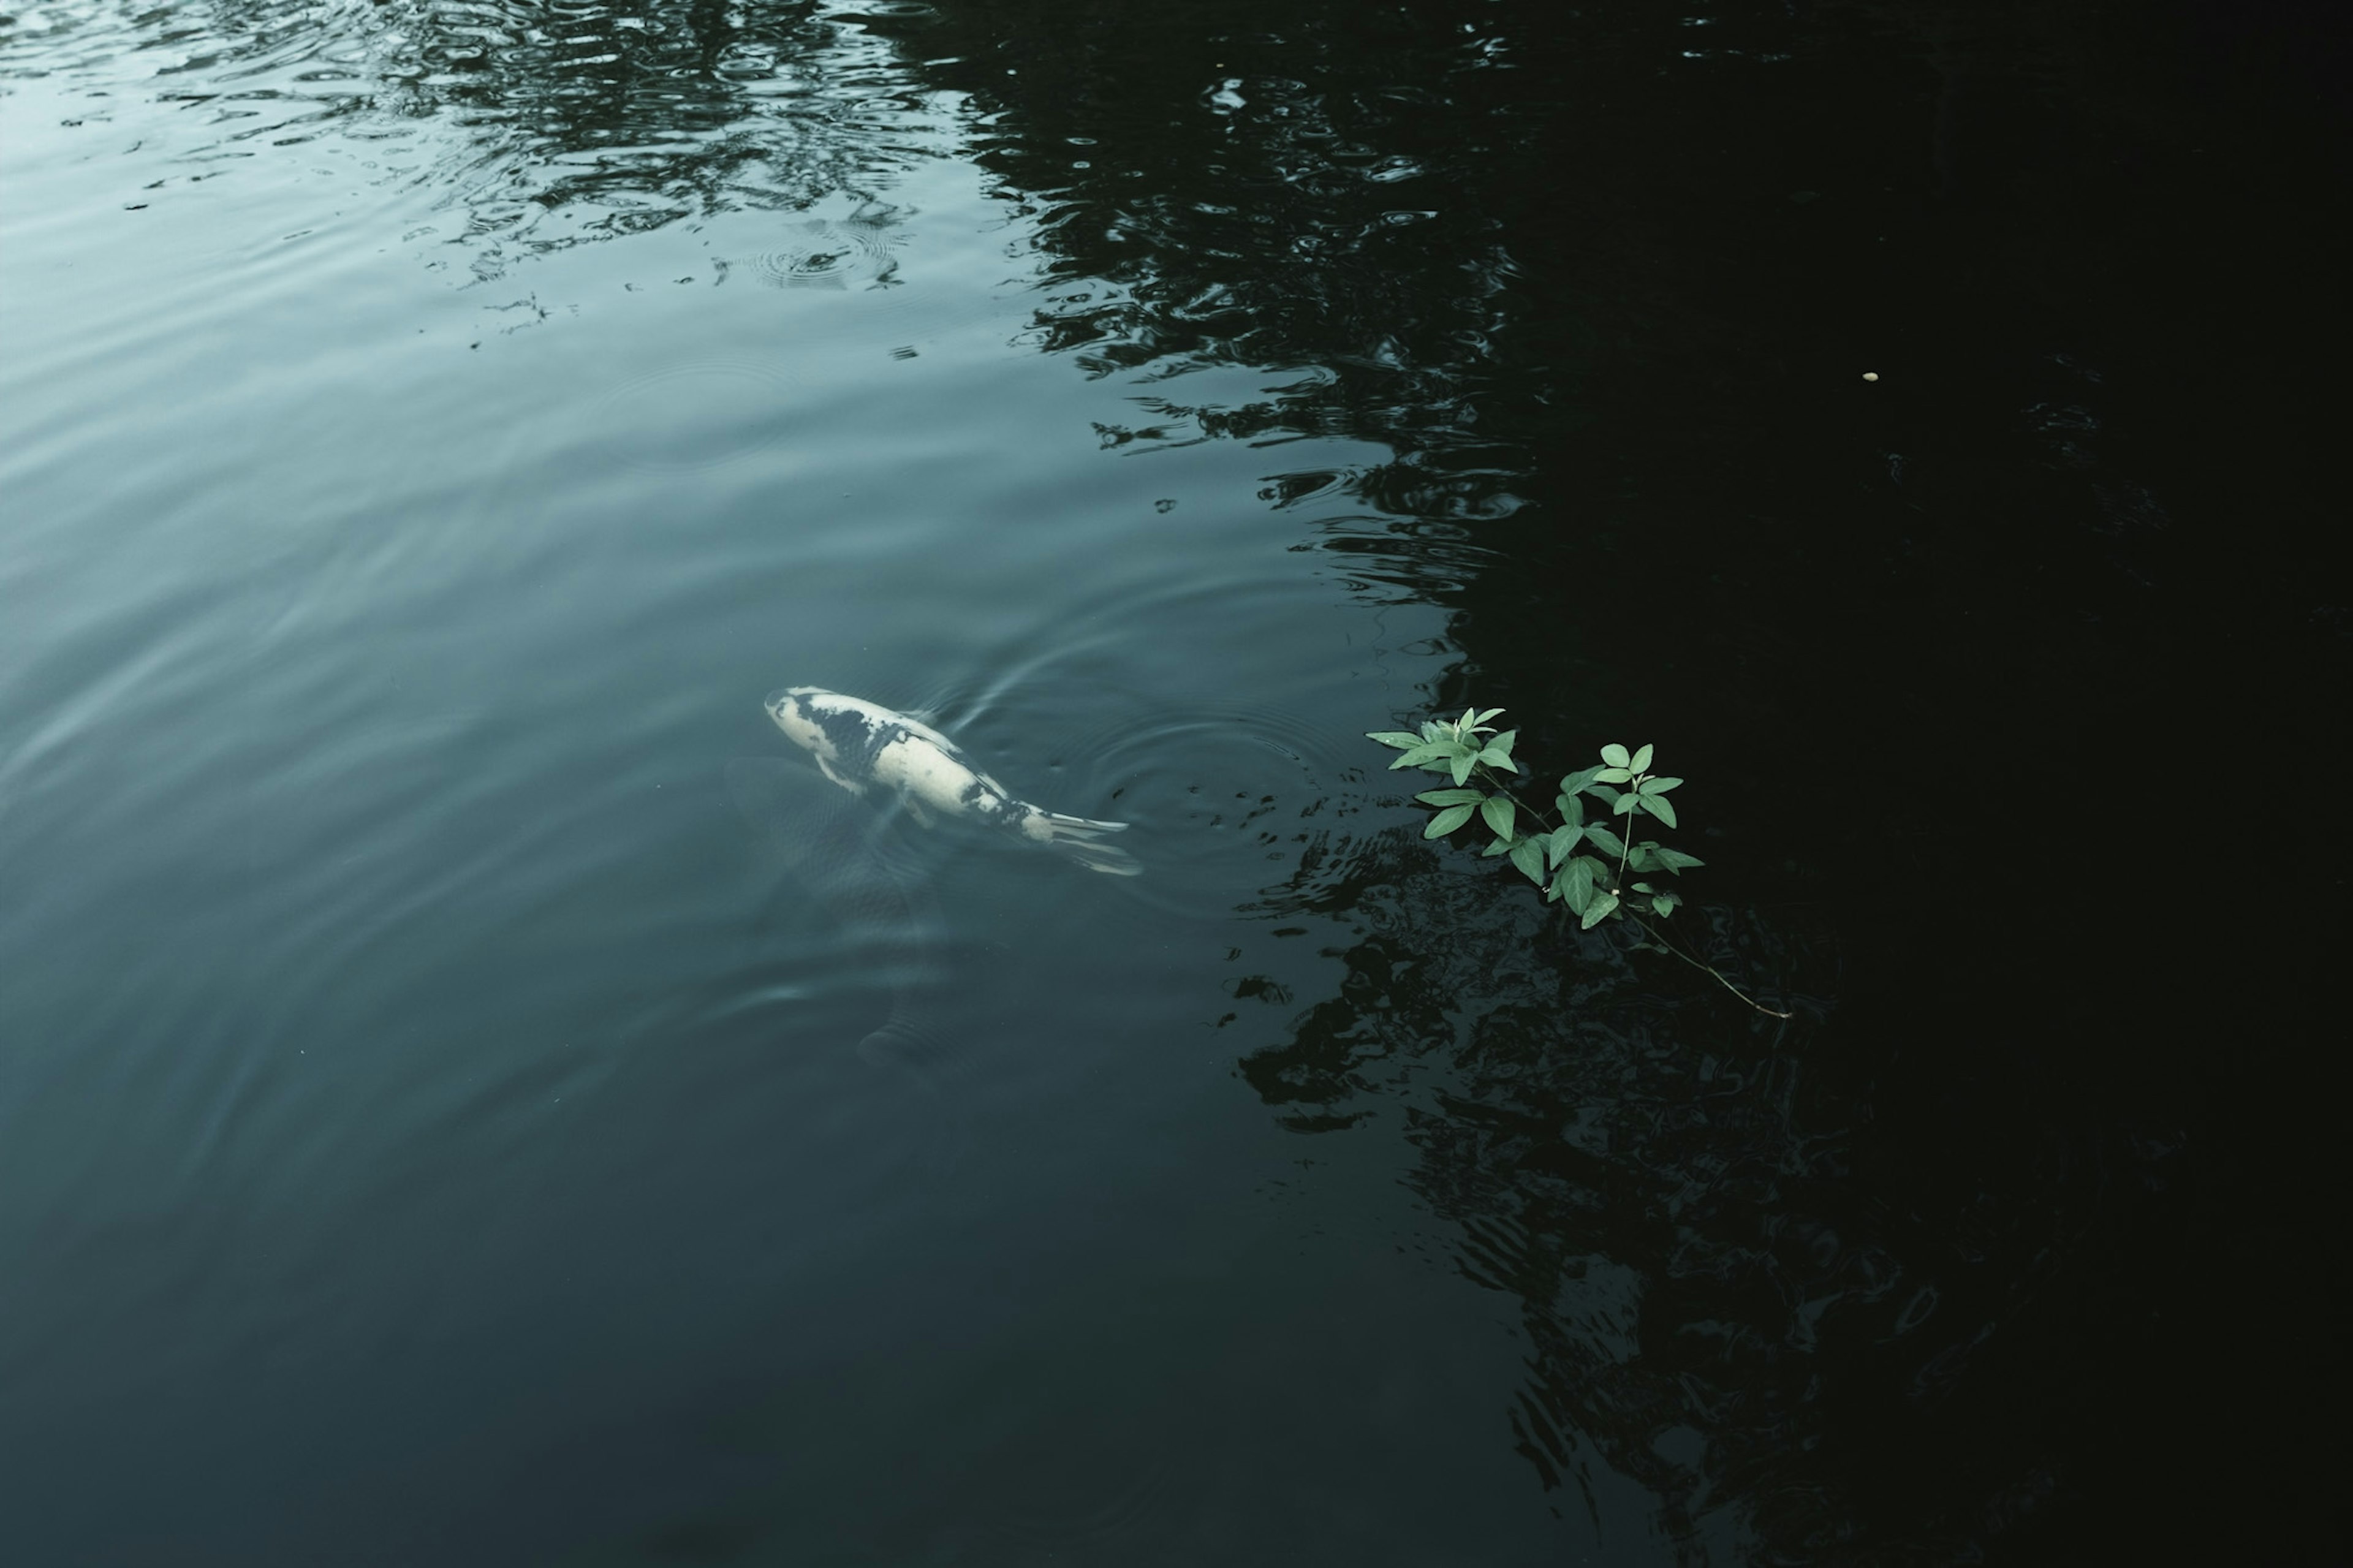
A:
[1629, 912, 1794, 1018]
[1474, 768, 1555, 831]
[1471, 764, 1789, 1017]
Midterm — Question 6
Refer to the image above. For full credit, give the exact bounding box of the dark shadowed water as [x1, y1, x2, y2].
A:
[3, 1, 2344, 1563]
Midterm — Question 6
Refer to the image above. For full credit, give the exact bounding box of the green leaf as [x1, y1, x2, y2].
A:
[1587, 784, 1623, 809]
[1420, 721, 1447, 742]
[1653, 847, 1706, 872]
[1476, 746, 1521, 773]
[1390, 744, 1448, 770]
[1583, 825, 1627, 858]
[1601, 743, 1631, 768]
[1480, 834, 1512, 857]
[1556, 793, 1586, 829]
[1415, 788, 1486, 806]
[1484, 729, 1517, 757]
[1480, 795, 1517, 839]
[1560, 857, 1596, 915]
[1509, 836, 1547, 886]
[1545, 827, 1581, 868]
[1594, 767, 1632, 784]
[1425, 803, 1475, 838]
[1640, 794, 1679, 828]
[1627, 844, 1657, 872]
[1580, 891, 1621, 930]
[1613, 792, 1639, 816]
[1558, 765, 1605, 796]
[1643, 776, 1684, 794]
[1365, 730, 1423, 749]
[1651, 893, 1678, 917]
[1449, 753, 1476, 787]
[1470, 707, 1506, 728]
[1629, 743, 1653, 773]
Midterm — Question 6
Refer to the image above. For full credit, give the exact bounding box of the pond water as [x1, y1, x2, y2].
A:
[2, 1, 2341, 1563]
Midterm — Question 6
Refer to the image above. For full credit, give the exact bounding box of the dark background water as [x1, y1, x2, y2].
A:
[2, 1, 2344, 1563]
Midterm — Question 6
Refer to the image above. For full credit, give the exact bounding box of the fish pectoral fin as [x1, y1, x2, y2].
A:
[816, 757, 862, 793]
[902, 797, 936, 828]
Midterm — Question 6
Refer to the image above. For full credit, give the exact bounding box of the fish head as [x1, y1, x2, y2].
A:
[763, 686, 840, 762]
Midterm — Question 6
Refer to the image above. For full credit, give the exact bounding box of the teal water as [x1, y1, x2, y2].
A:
[5, 1, 2345, 1563]
[0, 5, 1570, 1562]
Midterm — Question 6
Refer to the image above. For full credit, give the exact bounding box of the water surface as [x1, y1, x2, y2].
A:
[3, 1, 2343, 1562]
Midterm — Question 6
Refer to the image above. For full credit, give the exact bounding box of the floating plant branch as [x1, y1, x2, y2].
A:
[1368, 708, 1790, 1018]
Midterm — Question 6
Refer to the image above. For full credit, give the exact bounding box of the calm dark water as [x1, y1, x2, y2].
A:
[2, 1, 2344, 1563]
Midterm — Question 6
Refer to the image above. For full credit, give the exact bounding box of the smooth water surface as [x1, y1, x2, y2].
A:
[4, 1, 2343, 1563]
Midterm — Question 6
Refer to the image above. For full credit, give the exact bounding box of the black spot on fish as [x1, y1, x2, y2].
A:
[803, 702, 896, 781]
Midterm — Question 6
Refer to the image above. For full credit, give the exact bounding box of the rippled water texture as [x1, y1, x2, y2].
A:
[3, 0, 2344, 1562]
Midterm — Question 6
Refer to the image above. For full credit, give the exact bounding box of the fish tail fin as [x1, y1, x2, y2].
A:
[1036, 811, 1143, 877]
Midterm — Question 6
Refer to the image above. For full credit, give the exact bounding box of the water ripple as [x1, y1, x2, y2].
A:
[5, 0, 953, 281]
[1064, 700, 1371, 923]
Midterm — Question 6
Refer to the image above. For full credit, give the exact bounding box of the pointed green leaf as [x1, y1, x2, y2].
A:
[1509, 836, 1547, 885]
[1601, 743, 1631, 768]
[1545, 827, 1580, 868]
[1424, 803, 1475, 838]
[1640, 794, 1678, 828]
[1651, 893, 1677, 917]
[1480, 795, 1516, 839]
[1366, 730, 1423, 749]
[1471, 707, 1505, 727]
[1627, 844, 1657, 872]
[1480, 834, 1512, 857]
[1476, 747, 1521, 773]
[1560, 857, 1596, 915]
[1415, 788, 1486, 806]
[1653, 847, 1706, 872]
[1586, 784, 1623, 809]
[1583, 825, 1626, 858]
[1449, 753, 1475, 786]
[1390, 744, 1446, 770]
[1559, 765, 1605, 797]
[1594, 767, 1632, 784]
[1629, 743, 1653, 773]
[1613, 792, 1638, 816]
[1644, 776, 1684, 794]
[1420, 721, 1447, 741]
[1580, 890, 1621, 930]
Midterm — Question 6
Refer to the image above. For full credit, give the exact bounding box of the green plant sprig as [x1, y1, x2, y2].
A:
[1367, 708, 1790, 1018]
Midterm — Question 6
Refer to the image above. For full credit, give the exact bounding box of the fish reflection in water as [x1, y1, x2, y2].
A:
[722, 755, 955, 1082]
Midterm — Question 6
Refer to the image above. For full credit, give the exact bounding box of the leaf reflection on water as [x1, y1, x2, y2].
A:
[1232, 824, 2055, 1555]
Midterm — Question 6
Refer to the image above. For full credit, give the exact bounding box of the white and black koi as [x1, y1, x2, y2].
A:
[762, 686, 1141, 877]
